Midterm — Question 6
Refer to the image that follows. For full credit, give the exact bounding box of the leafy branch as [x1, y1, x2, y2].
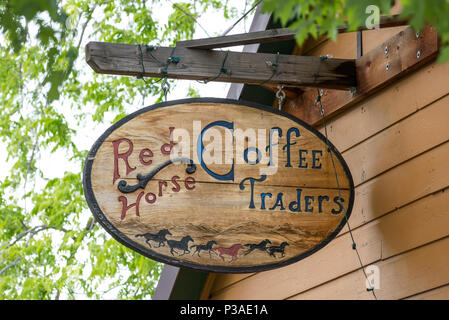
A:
[261, 0, 449, 63]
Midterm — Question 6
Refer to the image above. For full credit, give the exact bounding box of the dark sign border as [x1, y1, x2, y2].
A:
[83, 98, 355, 273]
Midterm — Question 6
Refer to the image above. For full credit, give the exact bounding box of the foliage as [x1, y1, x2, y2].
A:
[0, 0, 247, 299]
[261, 0, 449, 63]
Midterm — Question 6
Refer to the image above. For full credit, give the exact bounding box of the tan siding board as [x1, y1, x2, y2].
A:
[406, 284, 449, 300]
[210, 273, 253, 294]
[344, 93, 449, 187]
[305, 32, 358, 59]
[209, 189, 449, 300]
[344, 141, 449, 231]
[289, 237, 449, 300]
[319, 62, 449, 153]
[378, 189, 449, 259]
[301, 36, 329, 56]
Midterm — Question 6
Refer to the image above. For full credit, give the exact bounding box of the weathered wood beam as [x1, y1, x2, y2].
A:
[283, 25, 439, 126]
[177, 15, 410, 50]
[178, 28, 296, 49]
[86, 41, 356, 90]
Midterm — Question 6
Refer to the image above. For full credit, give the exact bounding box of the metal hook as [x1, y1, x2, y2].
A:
[276, 85, 286, 111]
[161, 77, 170, 102]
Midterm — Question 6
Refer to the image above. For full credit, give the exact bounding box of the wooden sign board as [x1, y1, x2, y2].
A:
[83, 98, 354, 273]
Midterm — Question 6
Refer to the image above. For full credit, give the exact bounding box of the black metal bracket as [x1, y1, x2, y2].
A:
[117, 157, 196, 193]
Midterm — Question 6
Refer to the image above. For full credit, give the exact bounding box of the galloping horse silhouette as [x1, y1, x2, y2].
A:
[167, 236, 194, 256]
[212, 244, 244, 262]
[190, 240, 217, 258]
[244, 239, 272, 255]
[268, 242, 289, 258]
[135, 229, 172, 248]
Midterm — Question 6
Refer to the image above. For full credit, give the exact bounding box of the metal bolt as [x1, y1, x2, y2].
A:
[416, 32, 420, 39]
[417, 51, 421, 59]
[320, 89, 324, 96]
[384, 46, 389, 55]
[386, 63, 390, 71]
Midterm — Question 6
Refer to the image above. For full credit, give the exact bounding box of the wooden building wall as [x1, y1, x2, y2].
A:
[203, 26, 449, 300]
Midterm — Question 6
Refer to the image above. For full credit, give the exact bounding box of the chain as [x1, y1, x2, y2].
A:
[137, 44, 177, 103]
[315, 88, 378, 300]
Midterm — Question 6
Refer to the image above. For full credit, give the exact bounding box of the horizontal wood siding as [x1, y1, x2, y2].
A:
[206, 27, 449, 300]
[289, 236, 449, 300]
[406, 284, 449, 300]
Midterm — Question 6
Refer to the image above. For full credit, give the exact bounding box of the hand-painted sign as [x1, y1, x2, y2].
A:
[83, 98, 354, 273]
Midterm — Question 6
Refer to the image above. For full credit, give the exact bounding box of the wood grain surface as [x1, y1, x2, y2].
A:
[83, 99, 354, 272]
[86, 42, 356, 90]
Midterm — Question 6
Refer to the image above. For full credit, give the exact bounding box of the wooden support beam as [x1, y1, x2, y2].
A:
[178, 28, 296, 49]
[177, 15, 410, 50]
[86, 42, 356, 90]
[284, 25, 439, 126]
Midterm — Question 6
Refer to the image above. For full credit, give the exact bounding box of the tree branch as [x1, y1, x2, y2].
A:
[76, 3, 98, 52]
[0, 257, 21, 277]
[1, 224, 69, 253]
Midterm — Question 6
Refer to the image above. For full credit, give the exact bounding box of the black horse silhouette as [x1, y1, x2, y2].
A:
[135, 229, 172, 248]
[244, 239, 272, 255]
[190, 240, 217, 258]
[167, 236, 194, 256]
[268, 242, 289, 258]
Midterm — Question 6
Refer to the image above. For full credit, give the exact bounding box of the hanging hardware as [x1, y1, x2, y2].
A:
[276, 85, 286, 111]
[314, 88, 377, 300]
[161, 77, 170, 102]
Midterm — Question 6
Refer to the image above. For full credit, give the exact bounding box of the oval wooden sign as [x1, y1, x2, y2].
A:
[83, 98, 354, 273]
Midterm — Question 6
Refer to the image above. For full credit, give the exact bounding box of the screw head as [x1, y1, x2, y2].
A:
[350, 87, 357, 97]
[386, 63, 390, 71]
[416, 32, 420, 38]
[320, 89, 324, 96]
[417, 51, 421, 59]
[384, 46, 389, 55]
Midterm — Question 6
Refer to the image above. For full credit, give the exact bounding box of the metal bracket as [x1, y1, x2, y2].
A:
[285, 25, 439, 126]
